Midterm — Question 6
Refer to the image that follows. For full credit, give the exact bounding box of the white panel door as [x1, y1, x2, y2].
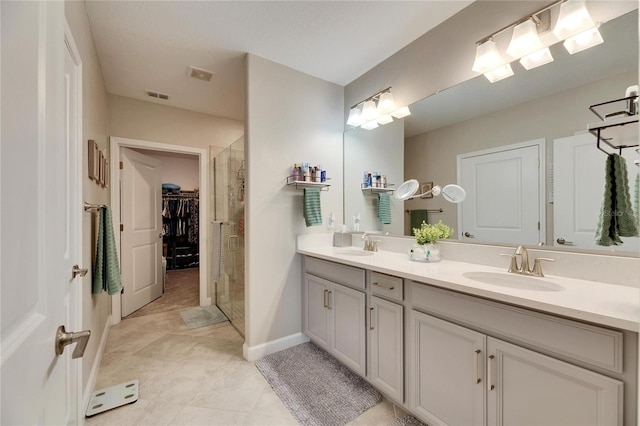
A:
[459, 142, 543, 244]
[410, 311, 486, 426]
[554, 133, 639, 252]
[487, 337, 622, 426]
[121, 147, 163, 317]
[1, 4, 83, 424]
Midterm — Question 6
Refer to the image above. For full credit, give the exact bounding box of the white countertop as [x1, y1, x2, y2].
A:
[298, 246, 640, 332]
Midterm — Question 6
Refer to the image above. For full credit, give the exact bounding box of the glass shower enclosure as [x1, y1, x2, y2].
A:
[210, 137, 245, 336]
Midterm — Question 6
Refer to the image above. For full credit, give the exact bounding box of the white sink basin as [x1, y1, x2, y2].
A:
[335, 249, 375, 257]
[462, 271, 564, 292]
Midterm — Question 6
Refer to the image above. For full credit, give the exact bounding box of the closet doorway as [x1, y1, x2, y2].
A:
[109, 137, 210, 322]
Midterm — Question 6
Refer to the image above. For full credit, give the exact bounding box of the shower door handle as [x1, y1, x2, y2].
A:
[228, 235, 239, 252]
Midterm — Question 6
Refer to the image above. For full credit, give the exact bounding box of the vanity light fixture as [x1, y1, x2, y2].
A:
[472, 0, 602, 82]
[346, 87, 411, 130]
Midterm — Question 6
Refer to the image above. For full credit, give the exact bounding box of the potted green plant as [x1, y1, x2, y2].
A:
[410, 220, 453, 262]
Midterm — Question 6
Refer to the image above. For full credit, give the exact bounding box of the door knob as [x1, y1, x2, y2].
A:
[464, 232, 475, 238]
[556, 237, 573, 245]
[72, 264, 88, 278]
[55, 325, 91, 359]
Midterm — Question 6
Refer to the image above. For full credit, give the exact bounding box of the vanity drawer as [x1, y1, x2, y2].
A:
[370, 271, 403, 302]
[304, 256, 365, 291]
[410, 282, 623, 373]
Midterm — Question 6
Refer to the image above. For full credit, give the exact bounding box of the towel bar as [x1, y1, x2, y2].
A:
[84, 202, 105, 211]
[405, 208, 443, 214]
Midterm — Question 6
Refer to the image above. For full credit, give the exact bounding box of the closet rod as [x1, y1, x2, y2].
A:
[84, 202, 105, 211]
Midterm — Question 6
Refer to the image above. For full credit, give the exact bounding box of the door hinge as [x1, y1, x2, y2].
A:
[119, 161, 123, 170]
[538, 221, 540, 230]
[121, 287, 124, 294]
[120, 223, 124, 232]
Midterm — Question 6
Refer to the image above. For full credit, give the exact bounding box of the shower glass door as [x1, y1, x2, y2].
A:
[212, 137, 245, 336]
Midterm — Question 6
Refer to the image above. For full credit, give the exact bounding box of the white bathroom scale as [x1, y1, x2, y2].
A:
[85, 379, 139, 417]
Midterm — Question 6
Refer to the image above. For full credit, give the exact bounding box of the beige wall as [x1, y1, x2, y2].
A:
[108, 94, 243, 154]
[135, 150, 200, 191]
[65, 0, 112, 396]
[405, 69, 638, 240]
[245, 54, 344, 356]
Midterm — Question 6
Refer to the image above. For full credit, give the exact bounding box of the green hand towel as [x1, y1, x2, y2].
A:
[596, 155, 621, 246]
[303, 188, 322, 227]
[377, 193, 392, 224]
[93, 206, 122, 295]
[614, 154, 638, 237]
[634, 173, 639, 223]
[410, 210, 428, 232]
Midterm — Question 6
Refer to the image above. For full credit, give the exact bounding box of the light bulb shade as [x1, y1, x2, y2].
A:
[563, 26, 603, 54]
[519, 47, 554, 70]
[346, 105, 365, 127]
[376, 114, 393, 125]
[391, 106, 411, 119]
[553, 0, 596, 40]
[483, 63, 514, 83]
[506, 19, 544, 59]
[472, 39, 505, 74]
[361, 100, 378, 122]
[376, 92, 397, 115]
[361, 120, 379, 130]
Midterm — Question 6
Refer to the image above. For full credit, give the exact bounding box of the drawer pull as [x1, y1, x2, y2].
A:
[369, 308, 374, 331]
[373, 282, 395, 291]
[487, 355, 495, 391]
[474, 349, 481, 384]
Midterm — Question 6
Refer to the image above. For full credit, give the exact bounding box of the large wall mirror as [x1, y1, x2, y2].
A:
[344, 8, 639, 254]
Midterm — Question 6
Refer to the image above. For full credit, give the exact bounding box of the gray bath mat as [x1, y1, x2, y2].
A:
[179, 305, 228, 329]
[255, 342, 382, 426]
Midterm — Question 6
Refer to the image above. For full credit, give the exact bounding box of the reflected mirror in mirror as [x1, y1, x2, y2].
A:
[344, 8, 639, 254]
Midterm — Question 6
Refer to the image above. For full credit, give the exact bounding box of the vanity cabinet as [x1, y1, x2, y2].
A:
[369, 295, 403, 402]
[411, 308, 623, 426]
[303, 257, 366, 376]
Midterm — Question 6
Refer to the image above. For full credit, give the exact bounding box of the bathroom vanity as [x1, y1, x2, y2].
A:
[299, 240, 639, 426]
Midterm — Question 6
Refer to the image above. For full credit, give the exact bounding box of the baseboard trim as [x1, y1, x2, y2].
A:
[82, 314, 112, 417]
[243, 332, 310, 361]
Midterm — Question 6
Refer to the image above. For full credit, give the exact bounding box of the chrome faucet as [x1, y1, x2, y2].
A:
[501, 245, 555, 277]
[362, 233, 379, 252]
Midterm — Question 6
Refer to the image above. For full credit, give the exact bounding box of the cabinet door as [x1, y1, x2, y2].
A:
[331, 283, 366, 376]
[410, 311, 486, 426]
[303, 274, 330, 350]
[487, 337, 623, 426]
[370, 296, 403, 402]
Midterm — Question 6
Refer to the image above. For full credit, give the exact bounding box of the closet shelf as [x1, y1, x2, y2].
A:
[286, 176, 331, 191]
[361, 183, 395, 194]
[588, 95, 639, 154]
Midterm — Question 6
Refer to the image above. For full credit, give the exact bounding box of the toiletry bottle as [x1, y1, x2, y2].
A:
[315, 165, 321, 182]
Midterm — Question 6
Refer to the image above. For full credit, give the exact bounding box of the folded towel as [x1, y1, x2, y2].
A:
[303, 188, 322, 227]
[377, 193, 392, 224]
[93, 206, 122, 295]
[410, 209, 428, 232]
[595, 154, 638, 246]
[634, 173, 639, 223]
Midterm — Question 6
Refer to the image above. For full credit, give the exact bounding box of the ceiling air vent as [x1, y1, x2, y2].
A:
[187, 66, 214, 82]
[145, 90, 170, 100]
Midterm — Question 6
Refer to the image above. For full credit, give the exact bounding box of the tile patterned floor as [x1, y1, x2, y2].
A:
[86, 269, 402, 425]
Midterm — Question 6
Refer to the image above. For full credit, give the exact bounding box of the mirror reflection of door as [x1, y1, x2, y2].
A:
[554, 133, 639, 252]
[458, 140, 544, 245]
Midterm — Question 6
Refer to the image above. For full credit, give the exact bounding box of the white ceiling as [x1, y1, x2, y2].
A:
[84, 1, 473, 121]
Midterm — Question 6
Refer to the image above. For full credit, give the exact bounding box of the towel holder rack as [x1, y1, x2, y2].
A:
[588, 95, 639, 155]
[405, 208, 443, 214]
[84, 202, 105, 211]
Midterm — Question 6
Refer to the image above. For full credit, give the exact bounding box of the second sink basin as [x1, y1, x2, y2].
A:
[462, 271, 564, 292]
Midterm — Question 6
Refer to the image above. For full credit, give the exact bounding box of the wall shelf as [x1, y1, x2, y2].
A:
[287, 176, 331, 191]
[361, 183, 395, 194]
[588, 95, 639, 154]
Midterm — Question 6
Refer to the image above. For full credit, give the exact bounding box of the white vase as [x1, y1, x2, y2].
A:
[408, 242, 441, 262]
